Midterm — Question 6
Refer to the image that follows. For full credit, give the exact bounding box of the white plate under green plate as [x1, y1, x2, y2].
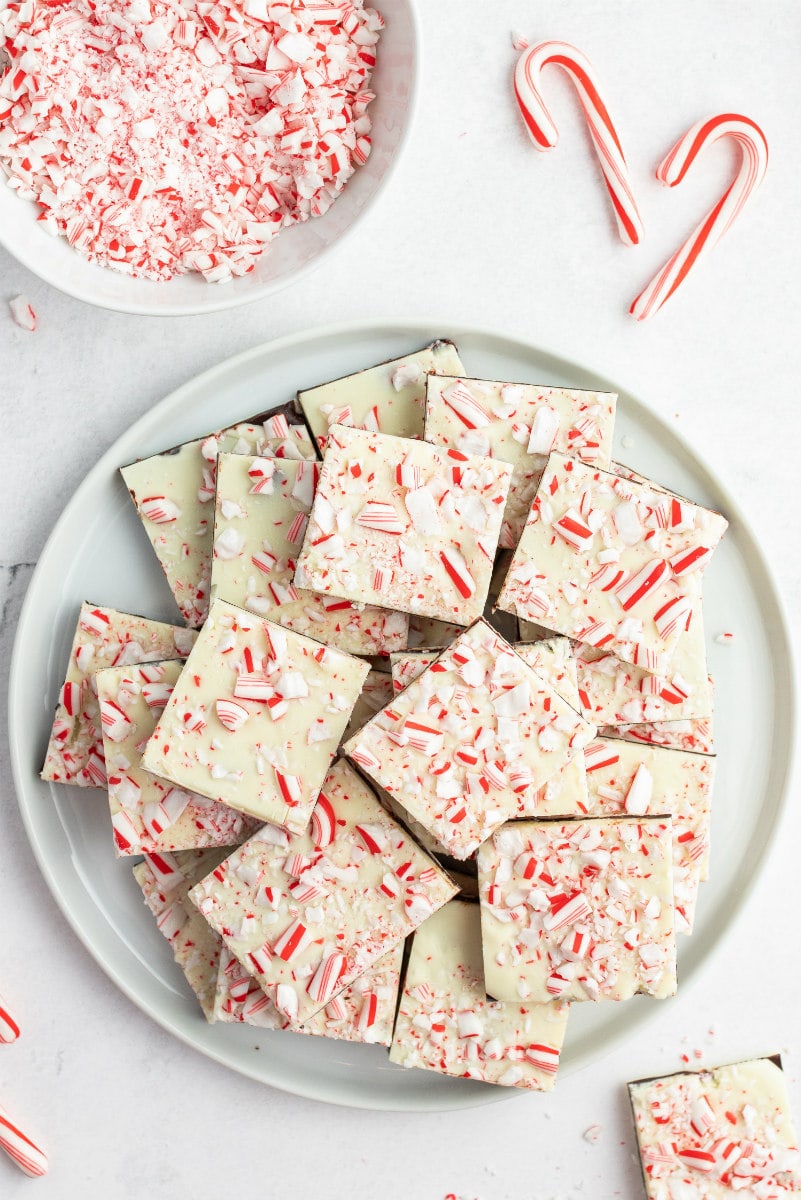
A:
[9, 321, 795, 1111]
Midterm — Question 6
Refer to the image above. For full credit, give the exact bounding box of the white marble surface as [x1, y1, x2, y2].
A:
[2, 1, 800, 1196]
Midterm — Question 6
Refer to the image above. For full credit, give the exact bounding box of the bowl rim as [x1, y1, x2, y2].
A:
[0, 0, 422, 317]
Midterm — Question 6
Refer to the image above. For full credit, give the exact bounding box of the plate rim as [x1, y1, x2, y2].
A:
[9, 317, 798, 1110]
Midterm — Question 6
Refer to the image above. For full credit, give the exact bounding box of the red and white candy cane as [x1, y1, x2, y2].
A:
[630, 113, 768, 320]
[0, 1104, 48, 1177]
[513, 40, 644, 245]
[0, 993, 20, 1043]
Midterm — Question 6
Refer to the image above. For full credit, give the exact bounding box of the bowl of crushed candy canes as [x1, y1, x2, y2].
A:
[0, 0, 417, 315]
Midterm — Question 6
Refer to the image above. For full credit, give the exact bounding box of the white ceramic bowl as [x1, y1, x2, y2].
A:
[0, 1, 419, 316]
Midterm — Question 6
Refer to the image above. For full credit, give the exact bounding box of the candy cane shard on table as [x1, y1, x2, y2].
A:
[140, 599, 369, 832]
[96, 660, 259, 857]
[188, 758, 457, 1028]
[0, 1103, 48, 1179]
[478, 816, 677, 1005]
[343, 620, 596, 860]
[134, 847, 405, 1043]
[41, 603, 197, 788]
[296, 340, 465, 454]
[496, 452, 728, 675]
[583, 735, 715, 934]
[390, 899, 569, 1090]
[121, 409, 317, 628]
[630, 113, 769, 321]
[210, 453, 409, 654]
[424, 375, 616, 551]
[0, 994, 20, 1044]
[294, 426, 514, 627]
[628, 1057, 801, 1197]
[513, 40, 644, 245]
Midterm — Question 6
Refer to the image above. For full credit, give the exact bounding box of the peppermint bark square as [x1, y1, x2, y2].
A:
[297, 339, 465, 453]
[141, 599, 369, 832]
[188, 758, 457, 1026]
[583, 736, 715, 934]
[133, 849, 230, 1021]
[210, 453, 408, 654]
[497, 453, 728, 673]
[41, 602, 197, 788]
[425, 376, 616, 550]
[215, 940, 404, 1046]
[477, 817, 677, 1003]
[343, 620, 596, 860]
[294, 426, 513, 626]
[628, 1058, 801, 1197]
[96, 660, 258, 856]
[121, 411, 316, 628]
[390, 899, 569, 1090]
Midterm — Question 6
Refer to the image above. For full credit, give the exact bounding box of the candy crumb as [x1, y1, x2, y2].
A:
[621, 434, 634, 449]
[583, 1124, 603, 1145]
[511, 31, 529, 51]
[9, 296, 37, 332]
[715, 631, 735, 644]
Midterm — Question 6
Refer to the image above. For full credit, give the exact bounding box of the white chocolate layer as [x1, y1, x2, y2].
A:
[498, 453, 728, 673]
[121, 415, 316, 627]
[390, 899, 569, 1091]
[603, 717, 715, 756]
[344, 620, 596, 859]
[188, 758, 457, 1026]
[629, 1058, 801, 1198]
[478, 817, 677, 1004]
[341, 669, 394, 745]
[584, 735, 715, 933]
[425, 375, 616, 549]
[211, 453, 408, 654]
[295, 426, 512, 626]
[297, 340, 465, 452]
[141, 599, 369, 832]
[96, 660, 258, 857]
[42, 603, 196, 788]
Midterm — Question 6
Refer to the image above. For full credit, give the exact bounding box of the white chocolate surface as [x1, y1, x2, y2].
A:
[584, 735, 715, 933]
[188, 758, 456, 1025]
[390, 899, 569, 1090]
[629, 1058, 801, 1198]
[141, 599, 369, 832]
[297, 340, 465, 452]
[121, 416, 316, 627]
[498, 452, 728, 672]
[294, 425, 513, 626]
[41, 602, 196, 788]
[425, 375, 616, 549]
[344, 620, 596, 859]
[478, 817, 677, 1004]
[96, 660, 258, 857]
[211, 453, 408, 654]
[341, 669, 394, 745]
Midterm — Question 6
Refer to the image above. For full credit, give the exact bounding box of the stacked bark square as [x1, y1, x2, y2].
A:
[41, 340, 727, 1093]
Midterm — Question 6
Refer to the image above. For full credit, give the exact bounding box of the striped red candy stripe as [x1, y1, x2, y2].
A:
[0, 1104, 48, 1178]
[0, 993, 20, 1043]
[513, 40, 644, 245]
[631, 113, 769, 321]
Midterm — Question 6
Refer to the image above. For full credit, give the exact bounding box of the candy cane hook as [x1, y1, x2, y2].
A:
[630, 113, 768, 320]
[513, 40, 644, 245]
[0, 1104, 48, 1178]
